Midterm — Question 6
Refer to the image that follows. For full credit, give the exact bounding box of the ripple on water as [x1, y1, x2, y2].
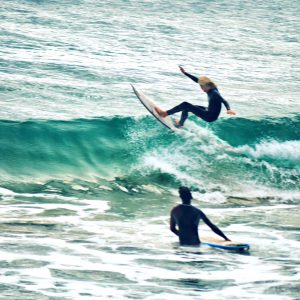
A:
[148, 277, 236, 292]
[50, 268, 136, 284]
[0, 259, 49, 269]
[265, 283, 300, 298]
[0, 283, 54, 300]
[0, 222, 58, 235]
[1, 242, 55, 255]
[37, 208, 77, 217]
[135, 258, 233, 272]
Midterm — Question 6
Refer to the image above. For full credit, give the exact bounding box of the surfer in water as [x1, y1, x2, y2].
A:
[170, 186, 230, 246]
[155, 66, 236, 127]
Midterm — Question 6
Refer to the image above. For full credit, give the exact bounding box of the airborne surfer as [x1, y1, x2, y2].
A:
[155, 66, 236, 127]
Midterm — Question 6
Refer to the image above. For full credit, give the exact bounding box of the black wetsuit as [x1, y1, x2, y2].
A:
[170, 204, 229, 246]
[166, 72, 231, 126]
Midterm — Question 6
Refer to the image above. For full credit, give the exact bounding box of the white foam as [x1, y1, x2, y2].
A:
[71, 184, 89, 191]
[98, 185, 113, 191]
[141, 184, 163, 194]
[0, 187, 15, 195]
[194, 191, 227, 204]
[115, 183, 129, 193]
[230, 184, 300, 201]
[239, 140, 300, 164]
[143, 154, 202, 186]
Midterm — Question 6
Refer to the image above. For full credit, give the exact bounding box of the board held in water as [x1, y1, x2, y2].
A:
[201, 236, 250, 251]
[131, 85, 176, 131]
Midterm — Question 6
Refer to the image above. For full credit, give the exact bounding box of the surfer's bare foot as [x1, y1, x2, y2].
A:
[155, 107, 168, 118]
[174, 119, 183, 128]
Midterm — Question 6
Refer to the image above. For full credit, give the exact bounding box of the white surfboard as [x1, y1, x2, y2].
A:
[131, 85, 177, 131]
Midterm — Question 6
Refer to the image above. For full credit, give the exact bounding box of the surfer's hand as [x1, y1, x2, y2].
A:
[227, 110, 236, 115]
[179, 66, 185, 73]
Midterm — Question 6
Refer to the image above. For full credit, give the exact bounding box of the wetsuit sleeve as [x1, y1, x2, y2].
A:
[183, 71, 199, 83]
[201, 211, 230, 241]
[220, 96, 231, 110]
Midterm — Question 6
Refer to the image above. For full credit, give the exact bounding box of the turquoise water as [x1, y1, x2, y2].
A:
[1, 0, 299, 299]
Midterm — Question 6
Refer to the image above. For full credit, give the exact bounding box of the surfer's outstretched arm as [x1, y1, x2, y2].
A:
[201, 213, 231, 241]
[179, 66, 198, 83]
[220, 96, 236, 115]
[220, 96, 231, 111]
[220, 95, 236, 115]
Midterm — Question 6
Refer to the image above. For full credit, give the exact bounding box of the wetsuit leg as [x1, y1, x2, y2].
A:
[179, 110, 189, 126]
[167, 102, 210, 125]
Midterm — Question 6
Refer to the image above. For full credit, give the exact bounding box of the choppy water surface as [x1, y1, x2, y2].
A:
[0, 0, 299, 299]
[0, 186, 299, 299]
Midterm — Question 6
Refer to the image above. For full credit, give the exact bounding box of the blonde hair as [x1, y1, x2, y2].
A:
[198, 76, 217, 89]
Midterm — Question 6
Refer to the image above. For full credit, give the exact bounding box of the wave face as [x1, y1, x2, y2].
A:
[1, 115, 299, 192]
[1, 1, 300, 299]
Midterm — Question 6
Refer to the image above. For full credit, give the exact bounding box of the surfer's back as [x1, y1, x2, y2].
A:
[171, 204, 203, 246]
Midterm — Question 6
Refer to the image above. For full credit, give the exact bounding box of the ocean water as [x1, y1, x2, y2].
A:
[1, 0, 300, 299]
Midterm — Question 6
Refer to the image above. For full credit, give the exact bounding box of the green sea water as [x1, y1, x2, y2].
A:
[0, 0, 299, 299]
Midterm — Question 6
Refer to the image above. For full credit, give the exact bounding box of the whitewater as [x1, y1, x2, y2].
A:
[0, 0, 299, 299]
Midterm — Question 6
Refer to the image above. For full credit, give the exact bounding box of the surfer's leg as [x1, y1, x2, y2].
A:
[154, 107, 168, 117]
[167, 102, 208, 125]
[178, 110, 188, 126]
[166, 102, 191, 116]
[178, 106, 208, 126]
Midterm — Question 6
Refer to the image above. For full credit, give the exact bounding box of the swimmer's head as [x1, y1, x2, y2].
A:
[179, 186, 192, 204]
[198, 76, 217, 91]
